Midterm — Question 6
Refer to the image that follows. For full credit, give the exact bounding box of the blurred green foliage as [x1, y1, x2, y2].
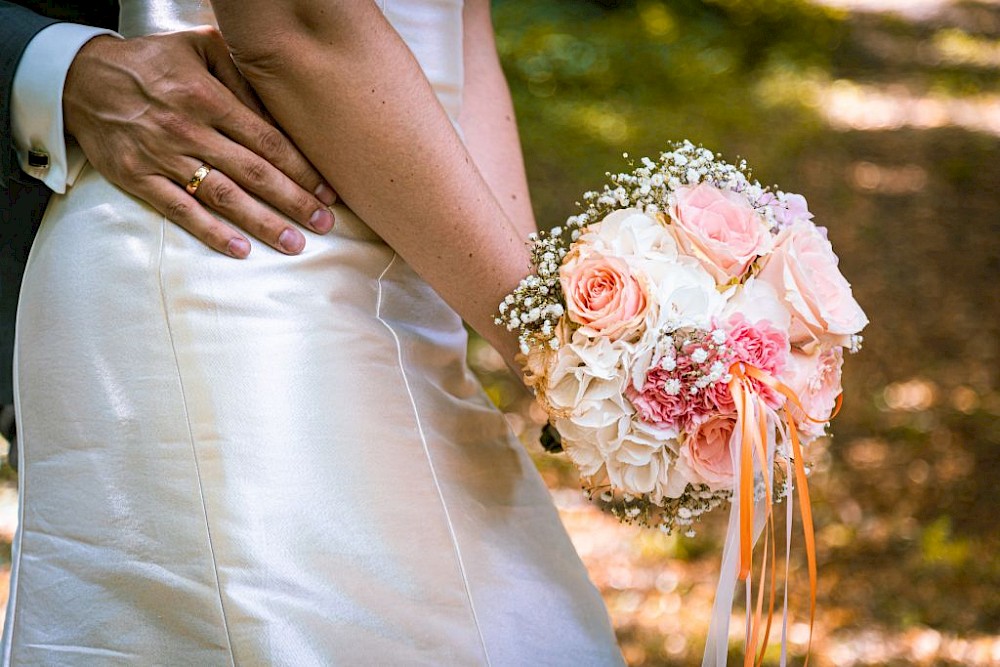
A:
[493, 0, 847, 227]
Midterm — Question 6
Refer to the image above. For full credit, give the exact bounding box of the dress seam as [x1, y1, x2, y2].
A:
[374, 253, 493, 667]
[155, 219, 237, 666]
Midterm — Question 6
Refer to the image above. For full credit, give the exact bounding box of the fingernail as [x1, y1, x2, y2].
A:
[278, 228, 305, 254]
[314, 183, 337, 206]
[309, 208, 334, 233]
[228, 238, 251, 258]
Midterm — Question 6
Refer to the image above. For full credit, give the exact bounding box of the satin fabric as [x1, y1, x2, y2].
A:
[2, 1, 624, 664]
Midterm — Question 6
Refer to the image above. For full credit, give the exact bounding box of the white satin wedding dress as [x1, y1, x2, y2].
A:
[1, 1, 624, 664]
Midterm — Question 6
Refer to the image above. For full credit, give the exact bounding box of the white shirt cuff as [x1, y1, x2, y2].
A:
[11, 23, 120, 194]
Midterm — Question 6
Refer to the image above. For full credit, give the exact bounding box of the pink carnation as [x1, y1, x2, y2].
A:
[708, 315, 790, 411]
[627, 365, 691, 431]
[701, 377, 735, 415]
[627, 357, 714, 432]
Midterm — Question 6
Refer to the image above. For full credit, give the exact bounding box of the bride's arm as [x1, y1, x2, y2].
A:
[211, 0, 528, 363]
[457, 0, 537, 242]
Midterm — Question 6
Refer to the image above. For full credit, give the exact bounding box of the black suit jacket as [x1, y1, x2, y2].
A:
[0, 1, 118, 403]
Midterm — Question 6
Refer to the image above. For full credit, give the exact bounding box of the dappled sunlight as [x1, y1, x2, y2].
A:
[819, 80, 1000, 134]
[823, 628, 1000, 666]
[811, 0, 998, 21]
[934, 27, 1000, 68]
[848, 161, 928, 194]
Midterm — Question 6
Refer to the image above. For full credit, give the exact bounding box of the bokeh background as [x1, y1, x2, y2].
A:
[2, 0, 998, 665]
[470, 0, 1000, 664]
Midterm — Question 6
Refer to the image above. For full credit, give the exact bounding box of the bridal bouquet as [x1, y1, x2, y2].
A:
[497, 140, 867, 662]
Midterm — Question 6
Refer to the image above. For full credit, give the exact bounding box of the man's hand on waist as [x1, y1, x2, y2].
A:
[62, 26, 337, 258]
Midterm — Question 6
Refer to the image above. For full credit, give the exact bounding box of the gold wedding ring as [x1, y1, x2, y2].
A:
[185, 163, 213, 196]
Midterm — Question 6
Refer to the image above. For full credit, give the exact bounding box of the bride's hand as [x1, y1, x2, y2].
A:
[62, 27, 338, 258]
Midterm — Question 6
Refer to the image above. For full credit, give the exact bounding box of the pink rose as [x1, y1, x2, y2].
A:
[559, 250, 648, 339]
[679, 414, 737, 490]
[668, 182, 772, 282]
[757, 222, 868, 348]
[780, 346, 843, 442]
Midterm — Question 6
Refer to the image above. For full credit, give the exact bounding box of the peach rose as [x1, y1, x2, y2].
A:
[780, 346, 843, 442]
[559, 250, 649, 339]
[678, 414, 737, 490]
[757, 223, 868, 347]
[668, 182, 772, 283]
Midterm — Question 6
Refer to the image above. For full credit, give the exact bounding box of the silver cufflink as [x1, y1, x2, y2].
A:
[28, 148, 50, 169]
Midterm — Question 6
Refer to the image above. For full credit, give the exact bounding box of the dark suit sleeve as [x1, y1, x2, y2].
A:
[0, 1, 61, 187]
[0, 2, 60, 405]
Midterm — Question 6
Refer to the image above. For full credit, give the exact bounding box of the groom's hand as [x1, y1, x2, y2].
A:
[61, 27, 337, 258]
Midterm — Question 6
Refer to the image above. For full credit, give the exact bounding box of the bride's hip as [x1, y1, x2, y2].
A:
[15, 165, 508, 465]
[25, 163, 464, 338]
[37, 162, 390, 277]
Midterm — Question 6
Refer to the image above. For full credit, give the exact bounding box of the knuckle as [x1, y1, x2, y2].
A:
[291, 163, 319, 189]
[240, 159, 268, 189]
[113, 154, 142, 182]
[160, 77, 210, 111]
[256, 126, 287, 158]
[293, 192, 316, 218]
[183, 78, 212, 104]
[208, 181, 239, 209]
[164, 197, 193, 222]
[197, 25, 224, 43]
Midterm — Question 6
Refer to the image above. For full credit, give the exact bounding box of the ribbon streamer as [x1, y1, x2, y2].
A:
[701, 363, 840, 666]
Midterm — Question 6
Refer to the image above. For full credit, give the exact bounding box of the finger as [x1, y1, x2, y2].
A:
[135, 175, 252, 259]
[179, 160, 308, 255]
[203, 137, 335, 235]
[212, 92, 338, 207]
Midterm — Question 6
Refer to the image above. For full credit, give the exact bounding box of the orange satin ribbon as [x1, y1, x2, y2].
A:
[728, 363, 842, 667]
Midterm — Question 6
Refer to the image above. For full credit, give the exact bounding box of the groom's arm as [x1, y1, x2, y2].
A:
[2, 5, 339, 256]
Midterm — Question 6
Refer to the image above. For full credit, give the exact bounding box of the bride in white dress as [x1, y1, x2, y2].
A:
[2, 0, 625, 664]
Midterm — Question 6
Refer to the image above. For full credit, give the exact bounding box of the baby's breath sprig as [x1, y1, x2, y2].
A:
[568, 141, 767, 239]
[586, 482, 732, 537]
[495, 227, 572, 354]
